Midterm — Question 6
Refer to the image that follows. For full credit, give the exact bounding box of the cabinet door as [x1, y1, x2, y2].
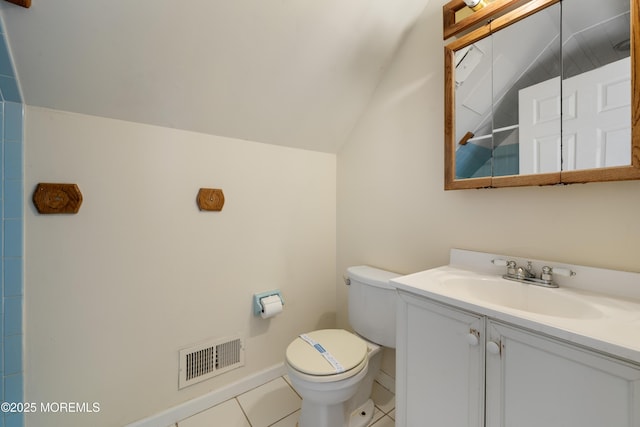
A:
[396, 293, 485, 427]
[486, 321, 640, 427]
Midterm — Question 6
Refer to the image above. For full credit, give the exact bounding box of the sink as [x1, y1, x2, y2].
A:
[443, 276, 602, 319]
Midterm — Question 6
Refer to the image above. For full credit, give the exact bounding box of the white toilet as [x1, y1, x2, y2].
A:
[285, 266, 400, 427]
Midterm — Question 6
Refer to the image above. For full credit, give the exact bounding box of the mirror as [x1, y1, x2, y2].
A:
[444, 0, 640, 189]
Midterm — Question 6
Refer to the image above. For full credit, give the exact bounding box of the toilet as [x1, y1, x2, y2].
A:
[285, 266, 400, 427]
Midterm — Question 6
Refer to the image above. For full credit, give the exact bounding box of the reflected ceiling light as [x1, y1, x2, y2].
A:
[464, 0, 487, 12]
[613, 38, 630, 53]
[455, 44, 484, 86]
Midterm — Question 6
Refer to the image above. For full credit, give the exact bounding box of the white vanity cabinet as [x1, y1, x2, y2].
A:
[396, 290, 640, 427]
[396, 292, 485, 427]
[485, 321, 640, 427]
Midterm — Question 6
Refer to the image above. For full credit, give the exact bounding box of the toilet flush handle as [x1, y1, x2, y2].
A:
[343, 274, 351, 286]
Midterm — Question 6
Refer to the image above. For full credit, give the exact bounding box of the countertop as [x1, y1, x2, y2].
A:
[391, 265, 640, 365]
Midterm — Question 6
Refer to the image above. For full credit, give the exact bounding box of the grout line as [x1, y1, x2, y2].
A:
[235, 397, 253, 427]
[235, 376, 303, 427]
[373, 414, 394, 426]
[266, 409, 300, 427]
[179, 374, 396, 426]
[282, 375, 302, 399]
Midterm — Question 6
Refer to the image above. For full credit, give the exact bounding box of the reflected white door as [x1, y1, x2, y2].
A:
[562, 57, 631, 170]
[519, 57, 630, 173]
[518, 77, 562, 174]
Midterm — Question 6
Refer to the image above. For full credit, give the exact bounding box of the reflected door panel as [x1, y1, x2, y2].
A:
[562, 57, 631, 170]
[519, 76, 562, 174]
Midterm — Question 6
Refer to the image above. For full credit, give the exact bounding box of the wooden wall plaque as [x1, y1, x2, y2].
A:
[197, 188, 225, 211]
[5, 0, 31, 8]
[33, 183, 83, 214]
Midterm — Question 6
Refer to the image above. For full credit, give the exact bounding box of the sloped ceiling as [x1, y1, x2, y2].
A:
[0, 0, 430, 153]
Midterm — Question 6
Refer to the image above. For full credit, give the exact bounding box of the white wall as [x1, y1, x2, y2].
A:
[24, 107, 336, 427]
[336, 0, 640, 375]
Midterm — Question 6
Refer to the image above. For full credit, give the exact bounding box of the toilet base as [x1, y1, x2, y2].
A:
[295, 399, 373, 427]
[348, 399, 374, 427]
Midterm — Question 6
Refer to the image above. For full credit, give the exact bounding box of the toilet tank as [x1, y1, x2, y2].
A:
[347, 266, 401, 348]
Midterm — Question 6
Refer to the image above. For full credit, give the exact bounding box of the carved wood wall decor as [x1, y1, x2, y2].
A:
[33, 183, 83, 214]
[197, 188, 225, 211]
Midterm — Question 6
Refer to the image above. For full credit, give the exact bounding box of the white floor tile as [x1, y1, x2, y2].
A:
[387, 409, 395, 420]
[282, 375, 298, 396]
[237, 377, 301, 427]
[178, 399, 250, 427]
[269, 409, 300, 427]
[177, 375, 394, 427]
[370, 415, 395, 427]
[368, 406, 384, 426]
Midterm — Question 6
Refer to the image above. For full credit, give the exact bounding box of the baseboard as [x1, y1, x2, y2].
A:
[126, 363, 287, 427]
[375, 369, 395, 394]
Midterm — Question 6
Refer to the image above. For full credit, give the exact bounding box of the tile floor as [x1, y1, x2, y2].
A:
[175, 375, 395, 427]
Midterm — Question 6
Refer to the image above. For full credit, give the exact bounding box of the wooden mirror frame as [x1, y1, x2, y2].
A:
[443, 0, 528, 40]
[444, 0, 640, 190]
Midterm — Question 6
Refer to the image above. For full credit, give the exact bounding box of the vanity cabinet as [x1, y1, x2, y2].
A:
[485, 321, 640, 426]
[396, 292, 485, 426]
[396, 291, 640, 427]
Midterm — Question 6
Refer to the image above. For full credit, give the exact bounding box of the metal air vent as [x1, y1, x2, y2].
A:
[179, 336, 245, 389]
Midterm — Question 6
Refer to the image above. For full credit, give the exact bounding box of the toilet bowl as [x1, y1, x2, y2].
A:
[285, 266, 400, 427]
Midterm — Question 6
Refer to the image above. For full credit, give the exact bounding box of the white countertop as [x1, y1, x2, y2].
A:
[392, 264, 640, 365]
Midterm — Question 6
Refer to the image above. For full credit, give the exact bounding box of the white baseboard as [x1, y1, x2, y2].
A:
[126, 363, 287, 427]
[375, 370, 395, 394]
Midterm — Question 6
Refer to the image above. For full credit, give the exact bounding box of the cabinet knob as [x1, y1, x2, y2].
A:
[487, 341, 501, 355]
[466, 329, 480, 346]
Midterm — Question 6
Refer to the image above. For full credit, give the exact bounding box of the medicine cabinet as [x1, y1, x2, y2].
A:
[444, 0, 640, 189]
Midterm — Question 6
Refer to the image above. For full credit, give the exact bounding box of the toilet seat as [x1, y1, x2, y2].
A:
[286, 329, 368, 382]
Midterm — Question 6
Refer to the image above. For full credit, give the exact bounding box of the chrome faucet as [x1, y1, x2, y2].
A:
[515, 261, 536, 280]
[492, 259, 575, 288]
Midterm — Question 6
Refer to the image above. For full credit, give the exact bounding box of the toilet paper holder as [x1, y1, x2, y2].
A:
[253, 290, 284, 316]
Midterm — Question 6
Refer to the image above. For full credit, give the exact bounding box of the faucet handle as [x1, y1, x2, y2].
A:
[548, 266, 576, 277]
[541, 265, 576, 284]
[506, 260, 517, 276]
[491, 259, 518, 277]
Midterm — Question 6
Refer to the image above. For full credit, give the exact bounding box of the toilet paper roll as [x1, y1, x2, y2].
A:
[260, 295, 283, 319]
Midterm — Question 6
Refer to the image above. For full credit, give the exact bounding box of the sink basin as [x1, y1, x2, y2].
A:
[443, 276, 602, 319]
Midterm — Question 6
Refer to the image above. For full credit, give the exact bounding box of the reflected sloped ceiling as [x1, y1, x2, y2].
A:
[455, 0, 630, 147]
[0, 0, 430, 153]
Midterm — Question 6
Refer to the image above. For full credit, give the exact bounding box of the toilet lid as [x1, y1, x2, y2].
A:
[286, 329, 368, 376]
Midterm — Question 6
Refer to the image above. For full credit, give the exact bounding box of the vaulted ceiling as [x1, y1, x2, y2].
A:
[0, 0, 430, 153]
